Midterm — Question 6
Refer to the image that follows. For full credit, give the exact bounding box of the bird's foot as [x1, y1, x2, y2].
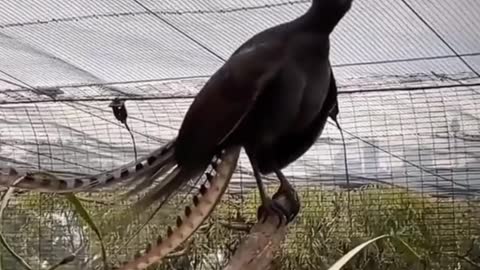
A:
[257, 185, 300, 228]
[257, 196, 288, 228]
[273, 183, 300, 223]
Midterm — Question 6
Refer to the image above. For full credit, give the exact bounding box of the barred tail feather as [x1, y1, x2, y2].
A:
[84, 140, 177, 193]
[98, 155, 207, 239]
[0, 168, 70, 192]
[117, 146, 241, 270]
[0, 139, 177, 194]
[122, 160, 176, 198]
[130, 167, 200, 212]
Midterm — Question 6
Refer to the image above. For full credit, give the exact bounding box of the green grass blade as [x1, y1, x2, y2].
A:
[328, 234, 391, 270]
[65, 193, 108, 269]
[392, 236, 423, 262]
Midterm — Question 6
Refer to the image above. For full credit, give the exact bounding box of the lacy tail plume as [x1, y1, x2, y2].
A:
[0, 139, 176, 194]
[116, 145, 241, 270]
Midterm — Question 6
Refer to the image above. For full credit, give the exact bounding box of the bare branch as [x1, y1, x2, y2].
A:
[223, 194, 295, 270]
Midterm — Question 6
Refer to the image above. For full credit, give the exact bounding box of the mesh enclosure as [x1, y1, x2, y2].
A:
[0, 0, 480, 269]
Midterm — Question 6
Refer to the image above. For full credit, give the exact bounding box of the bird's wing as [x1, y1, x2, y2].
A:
[273, 66, 339, 169]
[97, 41, 291, 233]
[174, 41, 288, 167]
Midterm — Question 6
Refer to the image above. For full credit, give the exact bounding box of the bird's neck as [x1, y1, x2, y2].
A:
[299, 0, 352, 34]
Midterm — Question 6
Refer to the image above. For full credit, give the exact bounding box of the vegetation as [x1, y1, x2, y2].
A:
[1, 184, 479, 270]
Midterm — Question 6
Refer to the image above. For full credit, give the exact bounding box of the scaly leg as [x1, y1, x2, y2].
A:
[246, 152, 295, 227]
[273, 169, 300, 223]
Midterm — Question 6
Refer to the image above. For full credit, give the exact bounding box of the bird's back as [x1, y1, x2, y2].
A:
[174, 0, 353, 171]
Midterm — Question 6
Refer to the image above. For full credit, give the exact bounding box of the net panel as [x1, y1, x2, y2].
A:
[1, 0, 479, 269]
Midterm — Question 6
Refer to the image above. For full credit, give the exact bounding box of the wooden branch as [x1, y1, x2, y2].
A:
[223, 195, 295, 270]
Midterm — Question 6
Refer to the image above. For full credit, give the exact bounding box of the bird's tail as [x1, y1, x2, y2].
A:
[116, 145, 241, 270]
[0, 138, 180, 196]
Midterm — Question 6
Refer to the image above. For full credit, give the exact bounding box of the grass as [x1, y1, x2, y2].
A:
[269, 186, 480, 270]
[1, 184, 479, 270]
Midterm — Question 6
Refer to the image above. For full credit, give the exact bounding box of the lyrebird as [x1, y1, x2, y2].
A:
[0, 0, 353, 268]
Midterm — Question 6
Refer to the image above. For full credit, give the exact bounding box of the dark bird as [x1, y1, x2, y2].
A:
[126, 0, 354, 223]
[0, 0, 353, 225]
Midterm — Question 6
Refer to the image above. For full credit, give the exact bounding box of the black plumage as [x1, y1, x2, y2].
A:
[1, 0, 354, 223]
[129, 0, 354, 223]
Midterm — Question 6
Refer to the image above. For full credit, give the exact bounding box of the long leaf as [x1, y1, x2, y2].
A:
[65, 193, 108, 269]
[392, 236, 423, 262]
[328, 234, 390, 270]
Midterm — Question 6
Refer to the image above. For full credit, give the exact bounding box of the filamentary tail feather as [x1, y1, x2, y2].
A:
[0, 139, 178, 195]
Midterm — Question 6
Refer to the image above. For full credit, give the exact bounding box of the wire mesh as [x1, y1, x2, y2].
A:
[0, 0, 479, 269]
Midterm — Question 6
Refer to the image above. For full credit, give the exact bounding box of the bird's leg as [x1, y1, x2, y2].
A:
[272, 169, 300, 223]
[246, 153, 293, 227]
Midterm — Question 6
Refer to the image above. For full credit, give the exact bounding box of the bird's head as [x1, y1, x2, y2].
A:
[311, 0, 353, 13]
[307, 0, 354, 33]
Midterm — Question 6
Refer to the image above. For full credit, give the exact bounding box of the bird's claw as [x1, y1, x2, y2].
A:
[257, 197, 289, 228]
[257, 186, 300, 228]
[273, 184, 300, 223]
